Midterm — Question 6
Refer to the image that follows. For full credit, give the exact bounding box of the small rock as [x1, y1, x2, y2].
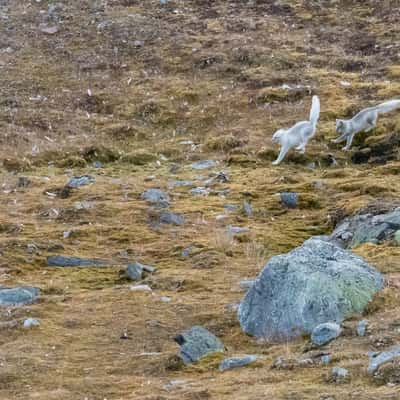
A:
[320, 354, 332, 365]
[92, 161, 103, 168]
[23, 318, 40, 328]
[219, 355, 258, 372]
[130, 285, 152, 292]
[189, 187, 210, 196]
[225, 302, 240, 312]
[140, 189, 170, 208]
[17, 177, 31, 188]
[159, 212, 185, 226]
[329, 366, 349, 383]
[190, 160, 217, 170]
[67, 175, 95, 188]
[169, 180, 194, 188]
[227, 225, 249, 236]
[126, 262, 144, 281]
[74, 201, 93, 210]
[368, 345, 400, 375]
[40, 25, 59, 34]
[0, 287, 40, 306]
[280, 192, 298, 209]
[174, 326, 224, 364]
[243, 200, 253, 217]
[161, 296, 171, 303]
[224, 204, 238, 212]
[163, 380, 188, 391]
[311, 322, 342, 346]
[356, 320, 369, 337]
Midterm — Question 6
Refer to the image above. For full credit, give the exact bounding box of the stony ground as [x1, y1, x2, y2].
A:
[1, 1, 400, 399]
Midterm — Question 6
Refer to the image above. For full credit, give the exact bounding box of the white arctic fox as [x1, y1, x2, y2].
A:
[271, 95, 320, 165]
[333, 99, 400, 150]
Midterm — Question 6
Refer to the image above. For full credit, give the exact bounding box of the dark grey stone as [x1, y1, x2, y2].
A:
[175, 326, 224, 364]
[238, 237, 384, 340]
[140, 189, 170, 208]
[331, 209, 400, 248]
[219, 355, 258, 372]
[280, 192, 298, 208]
[17, 176, 31, 188]
[46, 255, 112, 267]
[66, 175, 95, 188]
[0, 287, 40, 306]
[311, 322, 341, 346]
[159, 212, 185, 226]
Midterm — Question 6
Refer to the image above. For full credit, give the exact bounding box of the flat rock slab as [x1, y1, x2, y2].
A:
[368, 345, 400, 374]
[331, 208, 400, 248]
[175, 326, 224, 364]
[0, 287, 40, 306]
[46, 255, 113, 267]
[219, 355, 258, 372]
[66, 175, 95, 188]
[190, 160, 217, 170]
[238, 237, 384, 340]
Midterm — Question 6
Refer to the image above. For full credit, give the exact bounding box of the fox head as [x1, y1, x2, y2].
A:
[271, 129, 285, 144]
[336, 119, 345, 133]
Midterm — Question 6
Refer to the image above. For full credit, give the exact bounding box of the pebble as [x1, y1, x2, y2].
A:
[67, 175, 95, 188]
[280, 192, 298, 209]
[130, 285, 152, 292]
[190, 160, 217, 170]
[311, 322, 342, 346]
[23, 318, 40, 328]
[219, 355, 258, 372]
[356, 320, 369, 337]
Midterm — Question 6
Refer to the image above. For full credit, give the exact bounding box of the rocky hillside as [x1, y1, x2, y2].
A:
[1, 1, 400, 399]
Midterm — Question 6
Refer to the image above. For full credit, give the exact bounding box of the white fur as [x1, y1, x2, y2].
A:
[333, 99, 400, 150]
[271, 95, 320, 165]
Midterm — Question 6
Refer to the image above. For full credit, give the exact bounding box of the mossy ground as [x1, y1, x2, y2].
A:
[1, 1, 400, 399]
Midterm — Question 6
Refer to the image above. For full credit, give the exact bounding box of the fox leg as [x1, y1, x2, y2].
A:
[343, 132, 356, 151]
[272, 144, 291, 165]
[332, 133, 347, 143]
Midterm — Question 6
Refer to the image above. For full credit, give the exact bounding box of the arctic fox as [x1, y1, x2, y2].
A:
[271, 95, 320, 165]
[333, 100, 400, 150]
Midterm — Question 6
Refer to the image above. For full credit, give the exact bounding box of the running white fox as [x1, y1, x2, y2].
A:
[271, 95, 320, 165]
[333, 100, 400, 150]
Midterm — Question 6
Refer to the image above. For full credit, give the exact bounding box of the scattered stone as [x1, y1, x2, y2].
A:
[92, 161, 103, 168]
[159, 212, 185, 226]
[169, 180, 194, 188]
[356, 320, 369, 337]
[331, 208, 400, 248]
[0, 287, 40, 306]
[126, 261, 157, 281]
[215, 171, 229, 183]
[219, 355, 258, 372]
[189, 187, 210, 196]
[238, 237, 384, 340]
[74, 201, 93, 210]
[225, 302, 240, 313]
[130, 284, 152, 292]
[140, 189, 170, 208]
[46, 255, 111, 267]
[243, 200, 253, 217]
[190, 160, 217, 170]
[227, 225, 249, 236]
[163, 380, 189, 391]
[174, 326, 224, 364]
[17, 177, 31, 188]
[329, 366, 349, 383]
[320, 354, 332, 365]
[280, 192, 298, 209]
[169, 163, 181, 174]
[161, 296, 171, 303]
[23, 318, 40, 328]
[224, 204, 238, 212]
[66, 175, 95, 188]
[311, 322, 342, 346]
[368, 345, 400, 376]
[40, 25, 59, 35]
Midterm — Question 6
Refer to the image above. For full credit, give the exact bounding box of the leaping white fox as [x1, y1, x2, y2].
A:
[333, 100, 400, 150]
[271, 95, 320, 165]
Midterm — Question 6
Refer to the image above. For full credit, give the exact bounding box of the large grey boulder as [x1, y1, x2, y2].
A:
[331, 208, 400, 248]
[368, 345, 400, 375]
[0, 287, 40, 306]
[174, 326, 224, 364]
[238, 238, 384, 340]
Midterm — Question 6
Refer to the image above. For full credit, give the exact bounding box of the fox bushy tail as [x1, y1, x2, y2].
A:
[309, 95, 320, 126]
[374, 99, 400, 114]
